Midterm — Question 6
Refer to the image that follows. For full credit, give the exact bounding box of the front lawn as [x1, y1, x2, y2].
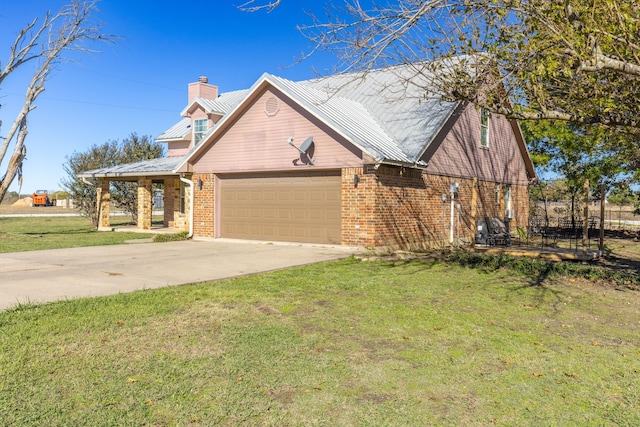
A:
[1, 258, 638, 426]
[0, 216, 154, 253]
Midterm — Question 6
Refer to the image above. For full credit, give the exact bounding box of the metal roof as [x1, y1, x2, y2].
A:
[156, 117, 190, 141]
[179, 89, 249, 117]
[174, 63, 460, 167]
[85, 60, 494, 179]
[262, 68, 459, 165]
[298, 63, 460, 163]
[79, 156, 185, 179]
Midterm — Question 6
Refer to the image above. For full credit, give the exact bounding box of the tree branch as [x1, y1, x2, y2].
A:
[0, 0, 112, 203]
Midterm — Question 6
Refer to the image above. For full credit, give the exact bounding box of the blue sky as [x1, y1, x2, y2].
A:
[1, 0, 333, 194]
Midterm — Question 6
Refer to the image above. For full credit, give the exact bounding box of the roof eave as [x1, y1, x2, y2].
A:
[375, 158, 429, 171]
[156, 136, 189, 143]
[180, 97, 226, 117]
[510, 120, 537, 182]
[79, 171, 181, 179]
[414, 101, 463, 162]
[263, 76, 387, 161]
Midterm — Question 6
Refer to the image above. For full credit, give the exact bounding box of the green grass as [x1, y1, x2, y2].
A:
[1, 258, 638, 426]
[0, 216, 154, 253]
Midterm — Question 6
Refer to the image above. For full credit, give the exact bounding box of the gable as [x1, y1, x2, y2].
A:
[189, 87, 363, 173]
[421, 103, 532, 185]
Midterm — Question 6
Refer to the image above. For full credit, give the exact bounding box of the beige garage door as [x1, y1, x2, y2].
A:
[219, 172, 341, 244]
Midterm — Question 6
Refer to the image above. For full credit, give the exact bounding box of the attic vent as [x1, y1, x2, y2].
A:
[264, 96, 280, 116]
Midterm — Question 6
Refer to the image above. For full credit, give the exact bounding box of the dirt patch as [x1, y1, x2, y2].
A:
[0, 202, 77, 215]
[11, 197, 33, 207]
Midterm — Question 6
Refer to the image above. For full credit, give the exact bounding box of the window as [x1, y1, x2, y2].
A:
[480, 108, 490, 148]
[193, 119, 208, 146]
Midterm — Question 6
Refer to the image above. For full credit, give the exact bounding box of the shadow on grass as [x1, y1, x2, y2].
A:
[442, 251, 640, 312]
[376, 258, 443, 275]
[21, 229, 96, 236]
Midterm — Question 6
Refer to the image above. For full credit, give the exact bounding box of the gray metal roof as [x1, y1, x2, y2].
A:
[260, 68, 459, 165]
[168, 63, 462, 168]
[79, 156, 185, 179]
[158, 90, 249, 142]
[184, 89, 249, 116]
[156, 117, 190, 141]
[84, 62, 474, 179]
[297, 64, 459, 164]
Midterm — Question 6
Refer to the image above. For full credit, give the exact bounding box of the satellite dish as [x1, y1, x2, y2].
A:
[299, 136, 314, 153]
[287, 136, 315, 165]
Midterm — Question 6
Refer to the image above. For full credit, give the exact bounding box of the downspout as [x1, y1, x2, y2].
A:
[179, 174, 194, 238]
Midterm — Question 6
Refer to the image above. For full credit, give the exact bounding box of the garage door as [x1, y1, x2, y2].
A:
[219, 172, 341, 244]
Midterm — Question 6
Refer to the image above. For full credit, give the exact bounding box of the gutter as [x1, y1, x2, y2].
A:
[373, 159, 429, 171]
[179, 174, 194, 238]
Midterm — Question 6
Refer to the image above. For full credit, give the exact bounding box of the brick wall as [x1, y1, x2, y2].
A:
[192, 173, 215, 238]
[341, 167, 377, 247]
[188, 167, 528, 248]
[342, 165, 530, 249]
[374, 166, 468, 249]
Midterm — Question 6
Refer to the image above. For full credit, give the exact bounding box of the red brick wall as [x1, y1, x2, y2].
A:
[341, 165, 529, 249]
[374, 166, 466, 249]
[190, 167, 528, 248]
[192, 173, 215, 238]
[341, 167, 377, 247]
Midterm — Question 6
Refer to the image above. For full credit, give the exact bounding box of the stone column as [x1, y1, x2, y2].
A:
[163, 178, 176, 227]
[137, 178, 153, 230]
[97, 180, 111, 230]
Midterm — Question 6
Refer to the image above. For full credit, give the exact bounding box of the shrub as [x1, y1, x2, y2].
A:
[152, 231, 190, 243]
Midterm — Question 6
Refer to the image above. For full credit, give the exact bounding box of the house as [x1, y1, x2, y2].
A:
[80, 63, 536, 249]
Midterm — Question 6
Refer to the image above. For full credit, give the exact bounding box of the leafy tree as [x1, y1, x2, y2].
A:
[0, 0, 111, 203]
[62, 133, 163, 226]
[110, 134, 164, 223]
[608, 184, 640, 216]
[608, 185, 639, 206]
[523, 120, 632, 224]
[62, 141, 120, 227]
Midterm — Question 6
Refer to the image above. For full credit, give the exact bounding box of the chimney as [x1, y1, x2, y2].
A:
[188, 76, 218, 103]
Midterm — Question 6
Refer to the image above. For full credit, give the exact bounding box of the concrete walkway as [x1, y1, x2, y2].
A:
[0, 239, 359, 311]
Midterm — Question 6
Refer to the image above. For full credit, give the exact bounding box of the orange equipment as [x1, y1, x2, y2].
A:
[32, 190, 55, 207]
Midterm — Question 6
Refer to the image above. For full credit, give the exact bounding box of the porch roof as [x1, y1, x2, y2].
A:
[78, 156, 184, 180]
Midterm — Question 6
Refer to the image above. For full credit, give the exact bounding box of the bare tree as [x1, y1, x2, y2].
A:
[237, 0, 282, 12]
[0, 0, 111, 203]
[241, 1, 640, 130]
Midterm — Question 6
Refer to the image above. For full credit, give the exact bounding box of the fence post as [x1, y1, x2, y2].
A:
[582, 179, 588, 255]
[599, 184, 605, 252]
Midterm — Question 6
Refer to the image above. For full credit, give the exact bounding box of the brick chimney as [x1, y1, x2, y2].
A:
[188, 76, 218, 103]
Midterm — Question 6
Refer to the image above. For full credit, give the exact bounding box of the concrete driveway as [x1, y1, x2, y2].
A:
[0, 239, 358, 310]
